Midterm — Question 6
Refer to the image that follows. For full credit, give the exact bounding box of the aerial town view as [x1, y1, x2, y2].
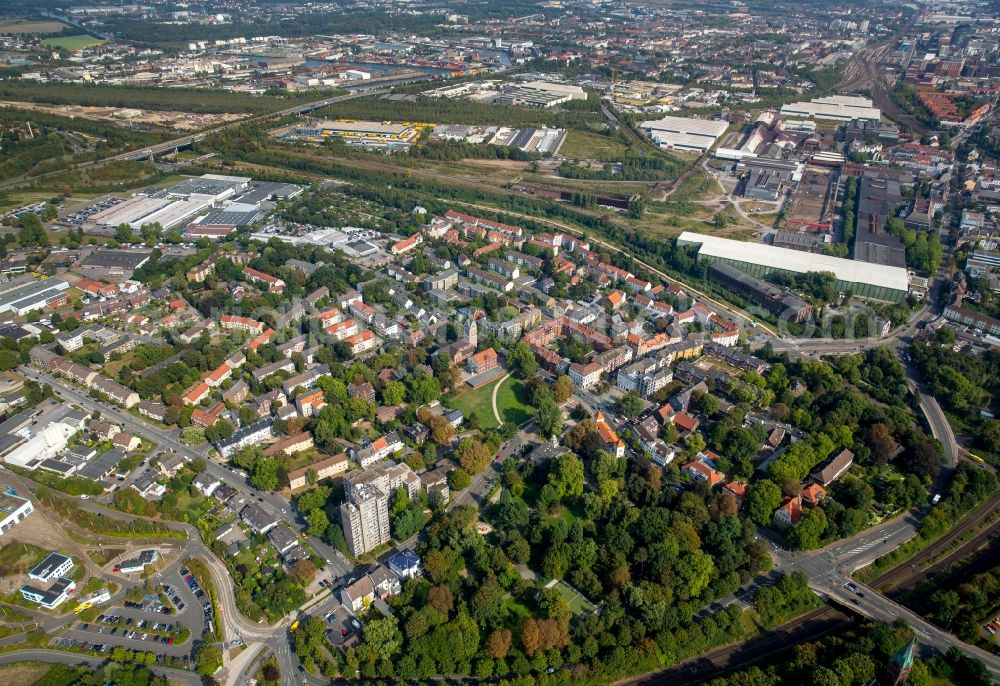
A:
[0, 0, 999, 684]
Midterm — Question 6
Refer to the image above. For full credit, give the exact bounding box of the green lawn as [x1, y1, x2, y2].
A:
[559, 130, 629, 162]
[446, 375, 533, 429]
[494, 377, 534, 425]
[42, 35, 106, 51]
[546, 579, 596, 616]
[0, 542, 47, 577]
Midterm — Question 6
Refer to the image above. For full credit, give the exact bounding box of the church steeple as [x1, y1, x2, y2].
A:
[885, 635, 917, 686]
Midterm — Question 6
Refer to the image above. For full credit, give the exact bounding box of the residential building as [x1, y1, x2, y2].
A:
[286, 453, 349, 490]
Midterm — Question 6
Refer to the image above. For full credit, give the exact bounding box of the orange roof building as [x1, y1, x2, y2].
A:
[801, 483, 827, 506]
[683, 459, 725, 487]
[594, 411, 625, 458]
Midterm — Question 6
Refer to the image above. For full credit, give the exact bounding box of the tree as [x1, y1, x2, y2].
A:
[457, 438, 492, 474]
[194, 641, 222, 676]
[470, 575, 506, 626]
[428, 415, 456, 446]
[381, 380, 406, 405]
[788, 508, 827, 550]
[486, 628, 512, 659]
[17, 213, 47, 248]
[306, 507, 329, 537]
[553, 375, 573, 403]
[448, 468, 471, 491]
[548, 453, 584, 499]
[251, 457, 281, 491]
[363, 616, 402, 657]
[536, 397, 564, 437]
[506, 342, 537, 380]
[0, 350, 19, 371]
[617, 391, 643, 418]
[290, 558, 316, 584]
[748, 480, 782, 526]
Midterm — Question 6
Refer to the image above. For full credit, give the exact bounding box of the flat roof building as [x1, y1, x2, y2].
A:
[639, 116, 729, 152]
[677, 232, 908, 302]
[780, 95, 881, 122]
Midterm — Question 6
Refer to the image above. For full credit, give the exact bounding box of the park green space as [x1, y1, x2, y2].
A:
[446, 375, 533, 429]
[41, 35, 106, 51]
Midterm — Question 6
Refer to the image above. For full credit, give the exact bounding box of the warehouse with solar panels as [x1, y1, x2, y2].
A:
[677, 232, 909, 303]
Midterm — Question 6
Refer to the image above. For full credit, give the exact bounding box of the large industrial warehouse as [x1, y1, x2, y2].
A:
[677, 232, 909, 302]
[638, 116, 729, 152]
[780, 95, 882, 122]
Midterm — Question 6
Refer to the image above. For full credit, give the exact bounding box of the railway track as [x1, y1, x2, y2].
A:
[618, 607, 848, 686]
[872, 491, 1000, 593]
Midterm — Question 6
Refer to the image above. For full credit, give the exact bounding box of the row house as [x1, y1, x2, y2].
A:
[303, 286, 329, 310]
[247, 329, 274, 352]
[312, 308, 344, 329]
[480, 307, 542, 341]
[594, 344, 634, 374]
[205, 363, 231, 388]
[92, 376, 139, 408]
[346, 331, 379, 356]
[275, 302, 307, 329]
[252, 358, 295, 384]
[138, 400, 168, 422]
[276, 334, 308, 358]
[473, 243, 503, 258]
[179, 320, 214, 344]
[325, 319, 360, 341]
[351, 432, 405, 469]
[568, 361, 602, 389]
[466, 266, 512, 292]
[191, 402, 226, 428]
[386, 264, 417, 283]
[617, 356, 674, 398]
[220, 315, 264, 334]
[531, 343, 565, 373]
[390, 233, 423, 255]
[506, 250, 544, 271]
[423, 269, 459, 291]
[349, 300, 376, 325]
[487, 258, 520, 280]
[295, 390, 326, 417]
[371, 314, 400, 338]
[263, 432, 314, 458]
[243, 267, 285, 293]
[222, 380, 250, 405]
[183, 381, 211, 406]
[339, 290, 363, 310]
[55, 359, 97, 386]
[286, 453, 349, 490]
[281, 365, 331, 397]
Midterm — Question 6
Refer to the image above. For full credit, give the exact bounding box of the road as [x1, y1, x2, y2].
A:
[0, 84, 407, 190]
[18, 365, 363, 682]
[769, 496, 1000, 680]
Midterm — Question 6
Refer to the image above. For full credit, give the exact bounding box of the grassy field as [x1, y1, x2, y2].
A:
[559, 130, 629, 162]
[0, 21, 67, 34]
[494, 377, 533, 426]
[546, 579, 596, 616]
[41, 34, 106, 51]
[0, 542, 47, 577]
[446, 375, 533, 429]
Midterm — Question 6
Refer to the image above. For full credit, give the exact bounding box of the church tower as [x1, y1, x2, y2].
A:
[884, 635, 917, 686]
[465, 317, 478, 347]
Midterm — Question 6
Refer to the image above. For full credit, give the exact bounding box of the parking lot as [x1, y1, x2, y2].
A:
[60, 197, 124, 226]
[60, 565, 211, 658]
